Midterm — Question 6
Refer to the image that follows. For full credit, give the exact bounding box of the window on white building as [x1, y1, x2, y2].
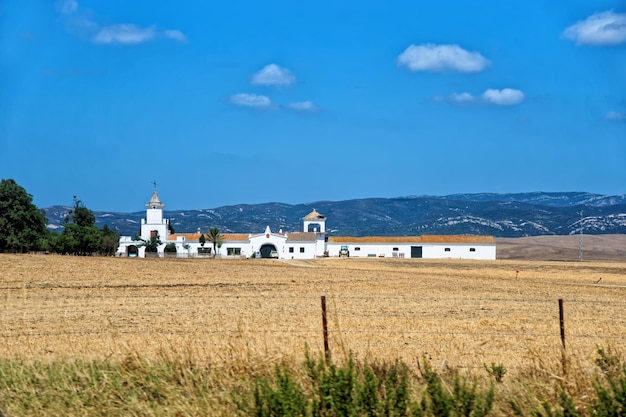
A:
[444, 248, 451, 252]
[355, 247, 360, 251]
[227, 247, 241, 255]
[300, 247, 305, 253]
[289, 247, 294, 253]
[469, 248, 476, 252]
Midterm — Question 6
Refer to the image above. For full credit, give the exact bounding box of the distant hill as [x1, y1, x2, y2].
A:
[43, 192, 626, 238]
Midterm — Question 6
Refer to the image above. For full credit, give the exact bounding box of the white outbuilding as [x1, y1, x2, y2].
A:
[326, 235, 496, 260]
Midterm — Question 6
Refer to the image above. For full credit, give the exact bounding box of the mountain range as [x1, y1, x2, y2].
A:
[43, 192, 626, 238]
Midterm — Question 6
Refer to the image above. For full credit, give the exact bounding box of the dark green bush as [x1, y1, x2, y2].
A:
[531, 391, 580, 417]
[417, 360, 493, 417]
[241, 352, 499, 417]
[242, 351, 420, 417]
[592, 367, 626, 417]
[253, 365, 307, 417]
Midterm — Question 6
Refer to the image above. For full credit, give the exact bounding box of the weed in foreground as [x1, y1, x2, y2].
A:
[417, 359, 494, 417]
[531, 390, 580, 417]
[239, 350, 418, 417]
[4, 347, 626, 416]
[241, 351, 499, 417]
[484, 363, 507, 383]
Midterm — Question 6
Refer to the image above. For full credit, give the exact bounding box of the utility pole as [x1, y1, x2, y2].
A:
[578, 211, 584, 262]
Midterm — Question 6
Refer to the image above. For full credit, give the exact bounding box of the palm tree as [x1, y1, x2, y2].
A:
[206, 227, 223, 258]
[141, 231, 162, 253]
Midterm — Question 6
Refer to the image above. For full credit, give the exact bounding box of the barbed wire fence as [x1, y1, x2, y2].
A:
[1, 292, 625, 373]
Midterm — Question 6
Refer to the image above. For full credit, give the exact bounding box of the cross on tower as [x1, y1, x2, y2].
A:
[152, 180, 158, 192]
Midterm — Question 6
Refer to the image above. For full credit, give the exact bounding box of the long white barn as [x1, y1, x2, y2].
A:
[116, 190, 496, 260]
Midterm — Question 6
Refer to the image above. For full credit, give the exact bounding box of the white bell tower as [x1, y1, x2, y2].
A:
[140, 182, 169, 241]
[302, 209, 326, 233]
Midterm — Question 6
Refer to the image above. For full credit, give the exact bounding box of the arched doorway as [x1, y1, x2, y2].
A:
[259, 244, 278, 258]
[127, 245, 138, 258]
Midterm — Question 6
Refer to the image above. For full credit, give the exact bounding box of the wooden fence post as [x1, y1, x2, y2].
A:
[321, 296, 330, 363]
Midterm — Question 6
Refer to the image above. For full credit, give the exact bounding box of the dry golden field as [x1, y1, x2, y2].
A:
[1, 254, 625, 376]
[497, 234, 626, 261]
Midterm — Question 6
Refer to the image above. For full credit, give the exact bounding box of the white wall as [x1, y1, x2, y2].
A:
[118, 236, 495, 260]
[327, 243, 416, 258]
[421, 244, 496, 260]
[249, 233, 286, 258]
[140, 209, 168, 241]
[145, 207, 163, 225]
[219, 240, 253, 258]
[283, 241, 318, 259]
[327, 242, 496, 260]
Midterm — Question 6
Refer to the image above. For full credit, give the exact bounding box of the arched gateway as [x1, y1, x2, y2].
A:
[259, 244, 278, 258]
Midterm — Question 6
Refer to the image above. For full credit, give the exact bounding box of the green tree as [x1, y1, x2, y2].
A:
[206, 227, 223, 258]
[69, 199, 95, 227]
[100, 225, 119, 256]
[0, 179, 48, 253]
[164, 242, 177, 253]
[55, 197, 102, 255]
[38, 230, 59, 253]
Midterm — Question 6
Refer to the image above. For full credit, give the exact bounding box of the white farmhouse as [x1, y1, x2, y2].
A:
[116, 190, 496, 260]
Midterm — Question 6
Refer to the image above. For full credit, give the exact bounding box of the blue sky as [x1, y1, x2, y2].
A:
[1, 0, 625, 212]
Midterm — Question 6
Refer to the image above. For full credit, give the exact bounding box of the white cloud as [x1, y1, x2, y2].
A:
[437, 88, 525, 106]
[58, 0, 78, 15]
[562, 10, 626, 45]
[230, 93, 273, 108]
[287, 101, 317, 111]
[605, 111, 626, 121]
[164, 29, 186, 42]
[482, 88, 525, 106]
[434, 92, 477, 104]
[449, 92, 477, 104]
[57, 1, 186, 46]
[251, 64, 296, 86]
[92, 24, 156, 45]
[397, 44, 490, 72]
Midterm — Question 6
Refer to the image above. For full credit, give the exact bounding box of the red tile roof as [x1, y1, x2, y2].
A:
[303, 209, 326, 220]
[169, 233, 494, 245]
[168, 233, 250, 242]
[286, 232, 317, 242]
[168, 233, 202, 241]
[328, 236, 423, 243]
[328, 235, 495, 244]
[223, 234, 251, 241]
[420, 235, 495, 244]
